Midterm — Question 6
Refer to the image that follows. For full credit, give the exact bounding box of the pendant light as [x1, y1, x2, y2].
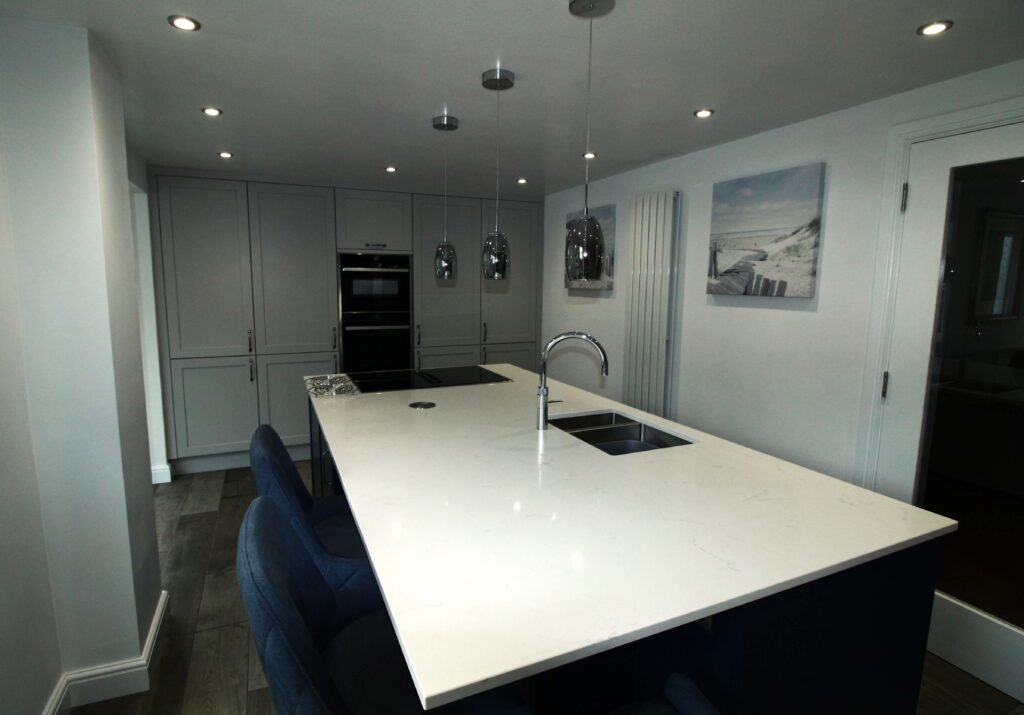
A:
[565, 0, 613, 283]
[481, 67, 514, 281]
[432, 113, 459, 280]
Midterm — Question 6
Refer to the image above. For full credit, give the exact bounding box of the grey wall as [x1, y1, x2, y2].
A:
[0, 15, 162, 703]
[0, 75, 65, 715]
[542, 59, 1024, 499]
[90, 36, 162, 648]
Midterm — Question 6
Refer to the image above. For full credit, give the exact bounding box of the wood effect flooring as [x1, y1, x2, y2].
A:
[73, 465, 1021, 715]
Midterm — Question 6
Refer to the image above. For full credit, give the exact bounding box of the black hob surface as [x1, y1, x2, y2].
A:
[347, 366, 510, 393]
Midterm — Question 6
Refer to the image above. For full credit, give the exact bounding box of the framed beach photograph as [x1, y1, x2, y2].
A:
[707, 162, 825, 298]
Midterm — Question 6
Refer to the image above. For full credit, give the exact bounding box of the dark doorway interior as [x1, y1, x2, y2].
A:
[919, 156, 1024, 629]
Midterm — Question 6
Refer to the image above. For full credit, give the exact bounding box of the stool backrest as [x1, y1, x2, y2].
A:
[237, 496, 348, 715]
[250, 424, 326, 561]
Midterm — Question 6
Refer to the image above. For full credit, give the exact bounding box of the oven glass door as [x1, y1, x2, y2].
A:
[341, 324, 411, 372]
[339, 254, 410, 314]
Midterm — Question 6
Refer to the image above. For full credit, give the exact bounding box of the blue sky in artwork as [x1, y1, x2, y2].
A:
[711, 163, 824, 236]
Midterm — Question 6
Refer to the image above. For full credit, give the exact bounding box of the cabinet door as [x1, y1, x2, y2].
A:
[158, 177, 254, 357]
[336, 190, 412, 252]
[257, 352, 337, 446]
[170, 356, 259, 457]
[482, 342, 537, 372]
[416, 345, 481, 371]
[413, 196, 481, 347]
[250, 184, 338, 354]
[481, 201, 541, 345]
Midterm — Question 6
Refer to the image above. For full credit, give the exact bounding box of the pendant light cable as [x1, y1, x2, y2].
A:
[443, 133, 448, 243]
[584, 18, 593, 215]
[494, 86, 501, 233]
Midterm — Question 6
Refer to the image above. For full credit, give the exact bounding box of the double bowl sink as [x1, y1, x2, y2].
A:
[548, 410, 692, 456]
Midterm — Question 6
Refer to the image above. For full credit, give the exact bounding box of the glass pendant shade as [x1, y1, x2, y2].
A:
[565, 215, 604, 281]
[434, 240, 457, 280]
[482, 230, 510, 280]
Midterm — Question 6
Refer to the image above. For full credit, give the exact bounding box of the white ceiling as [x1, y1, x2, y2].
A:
[2, 1, 1024, 199]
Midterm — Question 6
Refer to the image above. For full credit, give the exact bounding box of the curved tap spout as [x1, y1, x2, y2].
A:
[537, 331, 609, 429]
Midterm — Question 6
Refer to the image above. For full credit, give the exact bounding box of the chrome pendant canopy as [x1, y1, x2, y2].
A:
[433, 113, 459, 280]
[565, 6, 609, 283]
[482, 67, 514, 281]
[568, 0, 615, 18]
[565, 215, 604, 281]
[483, 231, 510, 280]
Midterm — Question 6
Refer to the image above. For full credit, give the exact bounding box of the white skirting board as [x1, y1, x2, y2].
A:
[42, 590, 169, 714]
[927, 590, 1024, 702]
[151, 463, 171, 484]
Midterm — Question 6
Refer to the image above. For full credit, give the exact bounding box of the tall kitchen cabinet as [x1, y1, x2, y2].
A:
[157, 177, 337, 459]
[413, 196, 540, 372]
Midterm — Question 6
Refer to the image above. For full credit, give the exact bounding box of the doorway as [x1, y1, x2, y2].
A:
[876, 121, 1024, 700]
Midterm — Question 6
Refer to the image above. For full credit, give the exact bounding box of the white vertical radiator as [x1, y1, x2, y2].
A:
[623, 191, 678, 416]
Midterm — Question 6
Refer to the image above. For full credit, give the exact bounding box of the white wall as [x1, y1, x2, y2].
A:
[90, 37, 162, 649]
[0, 16, 162, 705]
[543, 59, 1024, 490]
[0, 79, 65, 715]
[131, 188, 172, 485]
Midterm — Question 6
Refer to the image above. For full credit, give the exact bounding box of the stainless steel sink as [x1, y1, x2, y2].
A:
[548, 411, 692, 455]
[547, 411, 637, 431]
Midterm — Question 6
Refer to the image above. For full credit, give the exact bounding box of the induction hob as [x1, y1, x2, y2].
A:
[346, 366, 510, 393]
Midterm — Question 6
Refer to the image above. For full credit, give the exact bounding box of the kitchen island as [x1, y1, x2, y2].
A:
[309, 364, 956, 712]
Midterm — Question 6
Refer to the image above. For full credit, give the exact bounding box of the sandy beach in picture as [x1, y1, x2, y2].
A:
[707, 163, 825, 298]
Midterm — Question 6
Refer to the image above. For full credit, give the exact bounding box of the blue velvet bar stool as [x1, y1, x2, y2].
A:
[238, 496, 533, 715]
[250, 425, 379, 619]
[250, 424, 366, 559]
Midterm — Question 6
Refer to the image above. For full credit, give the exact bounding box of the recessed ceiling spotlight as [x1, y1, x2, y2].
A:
[583, 151, 596, 160]
[386, 165, 397, 173]
[168, 15, 201, 31]
[916, 20, 953, 36]
[693, 108, 715, 119]
[202, 107, 222, 117]
[517, 178, 528, 185]
[218, 151, 232, 159]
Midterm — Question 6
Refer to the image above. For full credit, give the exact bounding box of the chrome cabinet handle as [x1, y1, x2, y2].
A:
[247, 330, 253, 352]
[483, 346, 487, 363]
[416, 324, 421, 346]
[249, 359, 254, 382]
[344, 325, 410, 332]
[483, 321, 487, 343]
[333, 354, 338, 373]
[331, 326, 337, 349]
[364, 242, 387, 248]
[416, 352, 421, 370]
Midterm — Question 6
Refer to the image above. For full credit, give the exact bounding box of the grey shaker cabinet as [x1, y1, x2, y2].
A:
[257, 352, 337, 446]
[481, 201, 541, 346]
[416, 345, 482, 371]
[336, 189, 412, 252]
[249, 184, 338, 354]
[482, 342, 537, 372]
[413, 195, 481, 348]
[170, 356, 260, 457]
[158, 177, 254, 358]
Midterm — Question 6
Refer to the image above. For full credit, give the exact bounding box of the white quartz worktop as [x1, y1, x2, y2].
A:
[310, 364, 956, 709]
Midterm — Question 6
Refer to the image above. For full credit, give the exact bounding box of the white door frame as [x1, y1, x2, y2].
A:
[857, 96, 1024, 493]
[858, 97, 1024, 701]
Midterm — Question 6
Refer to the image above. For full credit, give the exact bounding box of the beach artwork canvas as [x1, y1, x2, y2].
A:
[565, 203, 615, 290]
[707, 162, 825, 298]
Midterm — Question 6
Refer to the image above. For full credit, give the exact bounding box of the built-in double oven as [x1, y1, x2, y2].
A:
[338, 253, 412, 373]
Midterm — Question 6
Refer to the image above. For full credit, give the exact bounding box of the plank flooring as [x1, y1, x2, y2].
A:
[73, 465, 1021, 715]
